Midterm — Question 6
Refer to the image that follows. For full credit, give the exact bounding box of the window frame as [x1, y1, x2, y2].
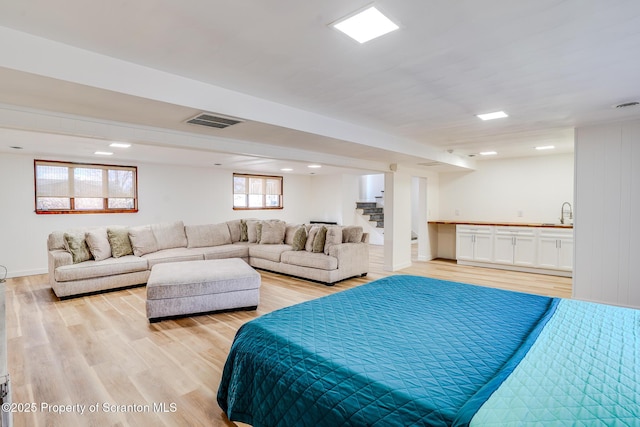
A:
[232, 173, 283, 210]
[34, 159, 138, 215]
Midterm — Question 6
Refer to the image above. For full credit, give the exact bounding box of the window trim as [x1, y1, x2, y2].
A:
[34, 159, 138, 215]
[232, 173, 283, 210]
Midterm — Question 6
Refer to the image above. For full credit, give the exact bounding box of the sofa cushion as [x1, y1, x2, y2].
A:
[141, 248, 204, 268]
[226, 219, 242, 243]
[312, 226, 327, 253]
[240, 219, 249, 242]
[48, 230, 68, 251]
[343, 226, 364, 243]
[64, 231, 93, 264]
[186, 223, 232, 248]
[259, 221, 286, 244]
[246, 220, 260, 243]
[128, 225, 159, 257]
[323, 225, 343, 255]
[249, 244, 292, 263]
[151, 221, 187, 250]
[281, 251, 338, 270]
[305, 226, 321, 252]
[107, 227, 134, 258]
[85, 228, 112, 261]
[202, 244, 251, 260]
[291, 226, 307, 251]
[284, 224, 300, 245]
[55, 255, 147, 282]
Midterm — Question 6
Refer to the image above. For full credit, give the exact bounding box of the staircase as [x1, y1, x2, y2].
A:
[356, 202, 384, 229]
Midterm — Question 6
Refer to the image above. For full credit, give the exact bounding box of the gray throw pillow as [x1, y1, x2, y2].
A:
[85, 229, 112, 261]
[107, 227, 133, 258]
[291, 226, 307, 251]
[342, 226, 364, 243]
[64, 232, 93, 264]
[128, 225, 159, 257]
[323, 225, 343, 255]
[312, 226, 328, 253]
[305, 226, 321, 252]
[259, 221, 286, 244]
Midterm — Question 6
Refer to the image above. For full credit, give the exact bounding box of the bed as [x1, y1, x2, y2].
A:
[217, 275, 640, 426]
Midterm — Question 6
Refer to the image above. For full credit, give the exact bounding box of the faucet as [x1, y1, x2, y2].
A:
[560, 202, 573, 224]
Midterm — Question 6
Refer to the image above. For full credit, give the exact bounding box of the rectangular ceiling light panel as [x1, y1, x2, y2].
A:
[476, 111, 508, 121]
[333, 6, 399, 43]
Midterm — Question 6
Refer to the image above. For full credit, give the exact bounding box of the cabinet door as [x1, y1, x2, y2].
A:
[557, 238, 574, 271]
[493, 234, 514, 264]
[513, 235, 537, 267]
[456, 233, 475, 261]
[537, 237, 559, 268]
[473, 233, 494, 262]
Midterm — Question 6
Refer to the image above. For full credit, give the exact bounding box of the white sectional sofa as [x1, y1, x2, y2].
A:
[47, 220, 369, 298]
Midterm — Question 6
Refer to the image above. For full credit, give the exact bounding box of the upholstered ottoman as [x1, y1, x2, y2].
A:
[146, 258, 261, 322]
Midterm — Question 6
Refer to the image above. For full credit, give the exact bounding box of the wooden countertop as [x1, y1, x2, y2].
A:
[428, 220, 573, 229]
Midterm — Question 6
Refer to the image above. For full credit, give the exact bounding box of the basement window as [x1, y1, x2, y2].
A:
[233, 173, 283, 210]
[34, 160, 138, 214]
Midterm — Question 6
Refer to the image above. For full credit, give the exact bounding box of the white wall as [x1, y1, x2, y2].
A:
[0, 152, 312, 278]
[574, 119, 640, 309]
[359, 174, 384, 202]
[439, 154, 574, 223]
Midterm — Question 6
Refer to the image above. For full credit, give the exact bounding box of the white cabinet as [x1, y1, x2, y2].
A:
[456, 225, 493, 262]
[455, 225, 573, 276]
[537, 228, 574, 271]
[493, 227, 537, 267]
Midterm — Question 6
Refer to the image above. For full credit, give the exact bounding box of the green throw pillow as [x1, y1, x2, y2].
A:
[291, 226, 307, 251]
[256, 222, 263, 243]
[64, 232, 93, 264]
[107, 227, 133, 258]
[312, 226, 327, 253]
[240, 219, 248, 242]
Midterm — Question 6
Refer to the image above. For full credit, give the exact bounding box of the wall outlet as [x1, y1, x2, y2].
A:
[454, 209, 460, 216]
[517, 210, 523, 217]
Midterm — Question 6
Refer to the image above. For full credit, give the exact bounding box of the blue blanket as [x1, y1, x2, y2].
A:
[217, 275, 556, 426]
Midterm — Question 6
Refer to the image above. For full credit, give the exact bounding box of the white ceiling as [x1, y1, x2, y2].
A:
[1, 0, 640, 173]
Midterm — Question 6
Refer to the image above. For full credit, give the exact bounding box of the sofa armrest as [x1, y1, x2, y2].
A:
[48, 250, 72, 286]
[328, 243, 369, 273]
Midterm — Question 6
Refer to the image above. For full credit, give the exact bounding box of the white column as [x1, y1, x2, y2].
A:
[384, 169, 412, 271]
[417, 177, 430, 261]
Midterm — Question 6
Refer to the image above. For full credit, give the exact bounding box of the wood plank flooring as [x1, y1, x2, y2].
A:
[4, 246, 571, 426]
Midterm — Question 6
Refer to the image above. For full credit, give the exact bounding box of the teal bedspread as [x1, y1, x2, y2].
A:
[217, 275, 556, 426]
[469, 299, 640, 425]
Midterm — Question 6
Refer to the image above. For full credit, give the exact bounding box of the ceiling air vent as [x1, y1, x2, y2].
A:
[186, 113, 244, 129]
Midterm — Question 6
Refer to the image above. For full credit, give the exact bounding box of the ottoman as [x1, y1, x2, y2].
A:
[146, 258, 261, 322]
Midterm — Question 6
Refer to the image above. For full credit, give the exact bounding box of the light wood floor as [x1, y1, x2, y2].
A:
[5, 246, 571, 427]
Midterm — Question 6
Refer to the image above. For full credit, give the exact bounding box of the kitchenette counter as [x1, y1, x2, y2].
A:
[428, 220, 573, 229]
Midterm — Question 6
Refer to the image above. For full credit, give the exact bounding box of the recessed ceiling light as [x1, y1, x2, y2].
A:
[332, 6, 399, 44]
[476, 111, 508, 121]
[214, 163, 222, 166]
[308, 164, 322, 169]
[535, 145, 555, 150]
[109, 142, 131, 148]
[94, 151, 113, 156]
[280, 168, 293, 172]
[9, 146, 23, 150]
[479, 151, 497, 156]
